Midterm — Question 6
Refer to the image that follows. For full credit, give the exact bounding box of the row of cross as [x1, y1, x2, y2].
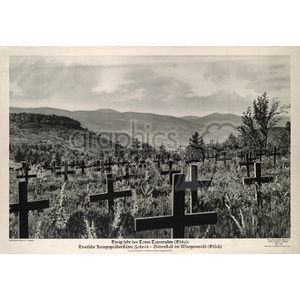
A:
[15, 147, 282, 184]
[11, 155, 274, 238]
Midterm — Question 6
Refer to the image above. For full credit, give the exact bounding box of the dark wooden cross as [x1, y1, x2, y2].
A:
[239, 153, 254, 177]
[116, 157, 129, 167]
[10, 181, 49, 238]
[76, 160, 91, 175]
[46, 161, 61, 176]
[240, 151, 245, 161]
[243, 162, 273, 206]
[89, 173, 132, 213]
[214, 152, 219, 163]
[16, 162, 37, 183]
[93, 160, 101, 171]
[248, 151, 256, 163]
[269, 147, 281, 165]
[153, 155, 163, 169]
[116, 165, 140, 182]
[104, 157, 114, 172]
[184, 164, 212, 213]
[15, 161, 29, 172]
[56, 161, 75, 181]
[135, 173, 217, 238]
[256, 148, 265, 162]
[218, 151, 232, 167]
[160, 160, 181, 185]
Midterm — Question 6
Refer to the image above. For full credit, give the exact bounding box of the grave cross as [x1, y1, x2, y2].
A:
[240, 151, 245, 161]
[93, 160, 101, 171]
[185, 164, 212, 213]
[248, 151, 256, 163]
[243, 162, 273, 206]
[218, 151, 232, 167]
[160, 160, 181, 185]
[115, 157, 127, 167]
[214, 152, 219, 163]
[56, 161, 75, 181]
[104, 157, 114, 172]
[239, 153, 254, 177]
[15, 161, 31, 171]
[256, 148, 265, 162]
[269, 147, 281, 165]
[153, 155, 163, 169]
[76, 160, 92, 175]
[46, 161, 61, 176]
[89, 173, 132, 213]
[135, 173, 217, 238]
[16, 162, 37, 182]
[116, 165, 140, 182]
[10, 181, 49, 238]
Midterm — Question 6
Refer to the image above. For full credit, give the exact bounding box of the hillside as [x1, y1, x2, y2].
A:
[9, 113, 117, 166]
[182, 113, 290, 128]
[9, 107, 290, 146]
[8, 107, 242, 145]
[181, 113, 243, 127]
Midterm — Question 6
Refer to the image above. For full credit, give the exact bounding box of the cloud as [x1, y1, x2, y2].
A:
[9, 56, 290, 116]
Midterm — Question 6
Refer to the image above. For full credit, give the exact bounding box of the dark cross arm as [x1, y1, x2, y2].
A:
[135, 215, 174, 231]
[89, 190, 131, 203]
[10, 200, 49, 213]
[113, 190, 132, 199]
[243, 176, 273, 185]
[17, 174, 37, 179]
[184, 179, 212, 189]
[184, 211, 217, 226]
[160, 170, 169, 175]
[90, 193, 109, 202]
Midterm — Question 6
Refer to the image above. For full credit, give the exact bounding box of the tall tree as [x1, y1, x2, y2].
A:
[239, 92, 282, 148]
[188, 132, 205, 161]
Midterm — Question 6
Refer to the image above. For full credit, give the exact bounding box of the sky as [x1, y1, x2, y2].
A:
[9, 55, 290, 117]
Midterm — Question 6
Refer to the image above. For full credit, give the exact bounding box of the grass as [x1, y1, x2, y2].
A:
[9, 155, 290, 239]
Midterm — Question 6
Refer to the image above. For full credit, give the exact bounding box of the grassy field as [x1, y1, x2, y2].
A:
[9, 154, 290, 239]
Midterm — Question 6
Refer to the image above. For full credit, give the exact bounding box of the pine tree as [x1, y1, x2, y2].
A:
[189, 132, 205, 161]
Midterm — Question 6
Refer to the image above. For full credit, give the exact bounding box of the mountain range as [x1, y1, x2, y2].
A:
[9, 107, 290, 148]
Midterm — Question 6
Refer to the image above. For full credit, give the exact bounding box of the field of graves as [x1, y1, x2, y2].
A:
[9, 149, 290, 239]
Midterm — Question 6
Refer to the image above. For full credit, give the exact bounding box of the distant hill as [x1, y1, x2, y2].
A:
[181, 113, 290, 128]
[9, 113, 117, 165]
[181, 113, 243, 127]
[10, 112, 81, 129]
[9, 107, 290, 147]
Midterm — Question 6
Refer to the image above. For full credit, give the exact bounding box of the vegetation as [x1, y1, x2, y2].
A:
[9, 93, 291, 239]
[238, 92, 287, 148]
[9, 154, 290, 239]
[10, 112, 81, 129]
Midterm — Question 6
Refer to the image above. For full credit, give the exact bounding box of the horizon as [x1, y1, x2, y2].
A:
[9, 105, 248, 118]
[9, 56, 290, 117]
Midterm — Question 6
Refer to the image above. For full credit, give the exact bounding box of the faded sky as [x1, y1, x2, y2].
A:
[9, 56, 290, 117]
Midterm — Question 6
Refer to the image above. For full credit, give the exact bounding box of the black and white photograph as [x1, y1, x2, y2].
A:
[1, 46, 299, 253]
